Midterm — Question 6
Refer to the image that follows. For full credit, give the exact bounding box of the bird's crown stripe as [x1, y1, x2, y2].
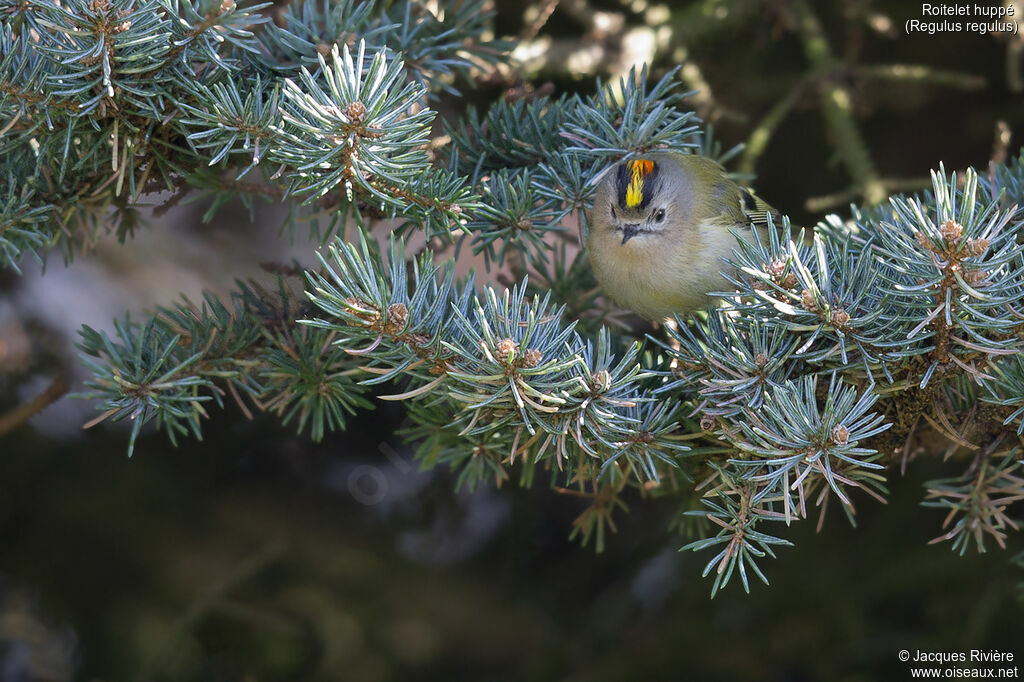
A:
[625, 159, 654, 209]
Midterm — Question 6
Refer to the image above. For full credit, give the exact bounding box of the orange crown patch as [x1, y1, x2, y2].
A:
[624, 159, 655, 209]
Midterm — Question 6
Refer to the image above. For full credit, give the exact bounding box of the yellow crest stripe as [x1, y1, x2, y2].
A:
[625, 159, 653, 209]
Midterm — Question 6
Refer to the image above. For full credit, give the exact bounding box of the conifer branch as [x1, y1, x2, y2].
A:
[4, 0, 1024, 595]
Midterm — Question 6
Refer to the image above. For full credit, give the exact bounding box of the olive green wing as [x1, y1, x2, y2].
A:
[736, 185, 781, 230]
[684, 155, 782, 230]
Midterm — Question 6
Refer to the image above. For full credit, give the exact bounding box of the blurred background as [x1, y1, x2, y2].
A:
[2, 0, 1024, 679]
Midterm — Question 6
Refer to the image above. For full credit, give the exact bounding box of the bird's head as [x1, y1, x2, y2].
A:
[595, 156, 687, 245]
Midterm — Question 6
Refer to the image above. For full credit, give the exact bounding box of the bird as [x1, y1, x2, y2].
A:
[586, 151, 781, 320]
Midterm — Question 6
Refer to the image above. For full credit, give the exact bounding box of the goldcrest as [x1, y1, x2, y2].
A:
[587, 151, 780, 320]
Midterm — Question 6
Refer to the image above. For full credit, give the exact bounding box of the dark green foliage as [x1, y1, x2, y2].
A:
[681, 472, 793, 597]
[5, 0, 1024, 596]
[75, 279, 371, 454]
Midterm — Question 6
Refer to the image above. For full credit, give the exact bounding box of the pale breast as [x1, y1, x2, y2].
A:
[589, 223, 742, 319]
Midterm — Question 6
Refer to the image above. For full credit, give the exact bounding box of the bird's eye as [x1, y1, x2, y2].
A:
[653, 208, 666, 223]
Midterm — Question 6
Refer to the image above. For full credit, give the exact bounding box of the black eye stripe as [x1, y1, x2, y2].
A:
[615, 164, 630, 206]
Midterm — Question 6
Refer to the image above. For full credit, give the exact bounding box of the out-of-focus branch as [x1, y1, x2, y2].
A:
[0, 377, 70, 437]
[854, 64, 986, 90]
[790, 0, 887, 205]
[739, 78, 807, 176]
[804, 177, 930, 212]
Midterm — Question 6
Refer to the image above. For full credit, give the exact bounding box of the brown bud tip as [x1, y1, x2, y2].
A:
[344, 297, 380, 325]
[591, 370, 610, 392]
[643, 479, 660, 490]
[914, 231, 930, 248]
[699, 414, 716, 432]
[766, 259, 786, 278]
[495, 338, 519, 363]
[345, 101, 367, 123]
[939, 219, 963, 243]
[801, 289, 818, 312]
[754, 353, 768, 368]
[831, 424, 850, 446]
[521, 349, 543, 369]
[384, 302, 408, 333]
[965, 237, 989, 257]
[830, 308, 850, 327]
[220, 0, 235, 11]
[408, 333, 431, 347]
[516, 216, 532, 231]
[963, 268, 987, 285]
[782, 272, 798, 289]
[316, 42, 332, 57]
[429, 359, 454, 376]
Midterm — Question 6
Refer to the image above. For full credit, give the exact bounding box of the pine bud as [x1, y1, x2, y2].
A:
[754, 353, 768, 368]
[429, 359, 454, 376]
[344, 297, 380, 326]
[766, 259, 786, 278]
[316, 42, 332, 57]
[831, 424, 850, 445]
[939, 219, 963, 243]
[495, 338, 519, 364]
[407, 333, 431, 347]
[345, 101, 367, 124]
[384, 303, 408, 333]
[914, 231, 930, 248]
[962, 268, 987, 285]
[830, 308, 850, 326]
[699, 414, 716, 432]
[521, 349, 543, 368]
[801, 289, 818, 312]
[782, 272, 799, 289]
[965, 238, 989, 257]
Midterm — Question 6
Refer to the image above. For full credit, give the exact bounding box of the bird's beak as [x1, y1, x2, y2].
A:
[620, 224, 640, 245]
